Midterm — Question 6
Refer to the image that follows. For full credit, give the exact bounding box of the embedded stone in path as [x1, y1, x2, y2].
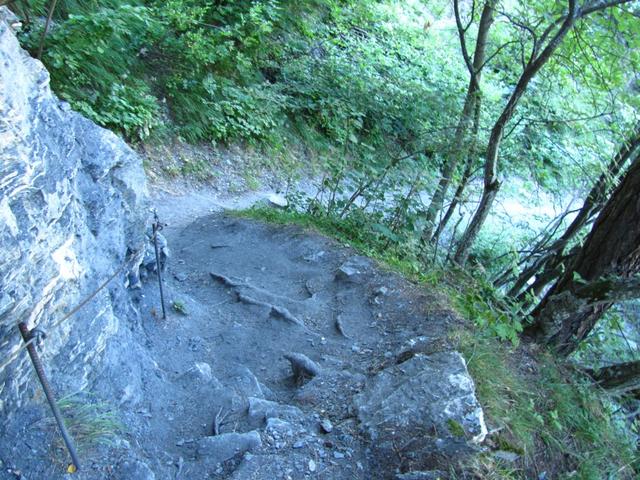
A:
[355, 352, 487, 471]
[197, 431, 262, 466]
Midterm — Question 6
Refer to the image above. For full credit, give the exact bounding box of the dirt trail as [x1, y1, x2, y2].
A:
[1, 188, 485, 480]
[130, 190, 450, 478]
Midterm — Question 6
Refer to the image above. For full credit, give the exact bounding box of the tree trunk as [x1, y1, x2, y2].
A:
[527, 154, 640, 355]
[421, 0, 495, 243]
[587, 360, 640, 395]
[431, 94, 483, 246]
[453, 0, 580, 265]
[510, 124, 640, 298]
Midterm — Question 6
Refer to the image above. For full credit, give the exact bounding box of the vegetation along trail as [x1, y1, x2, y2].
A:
[2, 0, 640, 478]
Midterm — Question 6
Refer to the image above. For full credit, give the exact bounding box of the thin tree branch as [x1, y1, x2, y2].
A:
[479, 40, 521, 71]
[581, 0, 636, 17]
[37, 0, 60, 60]
[454, 0, 474, 74]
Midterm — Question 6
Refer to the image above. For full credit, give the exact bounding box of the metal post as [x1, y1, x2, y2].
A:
[18, 322, 81, 472]
[152, 211, 167, 319]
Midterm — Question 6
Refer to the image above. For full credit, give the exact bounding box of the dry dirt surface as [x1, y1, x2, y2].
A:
[1, 190, 485, 480]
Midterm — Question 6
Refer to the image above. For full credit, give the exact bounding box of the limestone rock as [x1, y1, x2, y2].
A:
[113, 459, 156, 480]
[247, 397, 304, 424]
[265, 418, 294, 437]
[335, 256, 373, 284]
[283, 352, 321, 383]
[230, 453, 308, 480]
[267, 193, 288, 208]
[0, 8, 148, 418]
[355, 352, 487, 471]
[180, 362, 214, 385]
[320, 418, 333, 433]
[197, 431, 262, 466]
[230, 366, 265, 398]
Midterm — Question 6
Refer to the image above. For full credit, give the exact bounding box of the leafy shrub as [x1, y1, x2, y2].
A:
[168, 80, 286, 142]
[21, 5, 162, 139]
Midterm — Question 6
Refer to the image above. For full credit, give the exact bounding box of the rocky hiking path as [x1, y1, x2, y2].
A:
[121, 188, 487, 480]
[1, 189, 486, 480]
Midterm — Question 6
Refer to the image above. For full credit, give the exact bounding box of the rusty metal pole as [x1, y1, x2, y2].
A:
[17, 322, 81, 472]
[152, 211, 167, 319]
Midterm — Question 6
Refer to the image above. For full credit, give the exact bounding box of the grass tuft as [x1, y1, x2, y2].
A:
[171, 299, 188, 315]
[454, 330, 638, 479]
[51, 392, 123, 454]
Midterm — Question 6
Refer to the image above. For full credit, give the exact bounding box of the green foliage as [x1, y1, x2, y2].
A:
[453, 276, 525, 346]
[20, 5, 162, 139]
[17, 0, 468, 152]
[53, 392, 123, 452]
[171, 299, 188, 315]
[446, 418, 466, 437]
[573, 306, 640, 367]
[457, 331, 638, 479]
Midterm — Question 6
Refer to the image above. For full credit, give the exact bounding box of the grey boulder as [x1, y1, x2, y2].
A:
[197, 431, 262, 466]
[355, 352, 487, 471]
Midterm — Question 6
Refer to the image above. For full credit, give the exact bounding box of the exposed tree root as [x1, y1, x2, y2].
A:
[283, 352, 321, 385]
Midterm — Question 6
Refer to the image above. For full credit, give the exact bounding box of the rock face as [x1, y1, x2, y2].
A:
[355, 352, 487, 471]
[0, 8, 148, 417]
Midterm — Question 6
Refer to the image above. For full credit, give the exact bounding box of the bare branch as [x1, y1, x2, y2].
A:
[464, 0, 478, 33]
[479, 40, 521, 71]
[454, 0, 474, 74]
[580, 0, 637, 17]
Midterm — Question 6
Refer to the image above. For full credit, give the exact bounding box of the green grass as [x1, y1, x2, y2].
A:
[455, 331, 638, 479]
[240, 205, 639, 480]
[171, 299, 188, 315]
[53, 392, 123, 453]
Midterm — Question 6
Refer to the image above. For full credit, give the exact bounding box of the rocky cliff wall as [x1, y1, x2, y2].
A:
[0, 8, 148, 419]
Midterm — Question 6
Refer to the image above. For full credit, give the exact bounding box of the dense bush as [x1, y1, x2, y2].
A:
[18, 0, 467, 150]
[20, 5, 162, 139]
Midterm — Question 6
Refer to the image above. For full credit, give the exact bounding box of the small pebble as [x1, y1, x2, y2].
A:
[308, 459, 316, 472]
[320, 418, 333, 433]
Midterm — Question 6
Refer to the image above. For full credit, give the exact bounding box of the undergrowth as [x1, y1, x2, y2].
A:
[51, 392, 123, 455]
[456, 331, 638, 479]
[240, 205, 639, 479]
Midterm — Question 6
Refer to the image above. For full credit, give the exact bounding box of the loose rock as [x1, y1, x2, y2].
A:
[320, 418, 333, 433]
[247, 397, 304, 424]
[355, 352, 487, 471]
[113, 460, 156, 480]
[335, 256, 372, 284]
[283, 352, 321, 384]
[197, 431, 262, 466]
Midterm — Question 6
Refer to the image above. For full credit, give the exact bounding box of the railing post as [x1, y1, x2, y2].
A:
[152, 211, 167, 320]
[17, 322, 81, 472]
